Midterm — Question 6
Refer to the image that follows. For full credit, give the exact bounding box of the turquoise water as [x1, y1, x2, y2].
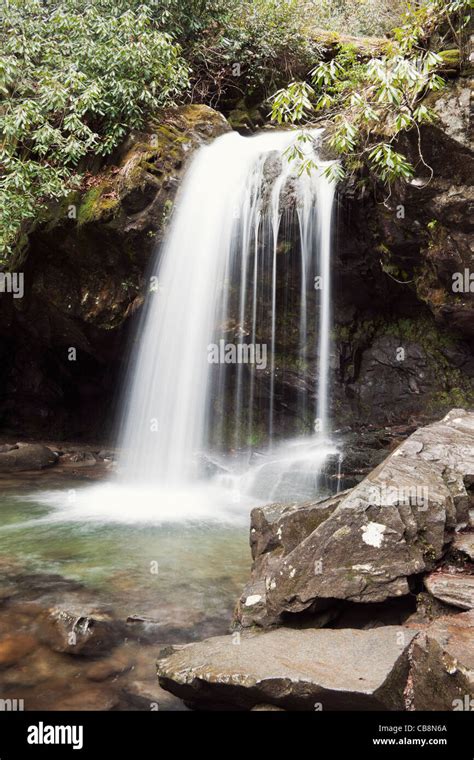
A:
[0, 473, 251, 627]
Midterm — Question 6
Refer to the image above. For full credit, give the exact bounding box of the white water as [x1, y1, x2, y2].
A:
[117, 129, 336, 490]
[30, 129, 337, 525]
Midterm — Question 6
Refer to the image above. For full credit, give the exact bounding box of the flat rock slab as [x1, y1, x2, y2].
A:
[424, 573, 474, 610]
[157, 626, 418, 711]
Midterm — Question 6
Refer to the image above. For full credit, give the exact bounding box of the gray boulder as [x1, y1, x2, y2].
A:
[157, 625, 419, 711]
[236, 410, 474, 627]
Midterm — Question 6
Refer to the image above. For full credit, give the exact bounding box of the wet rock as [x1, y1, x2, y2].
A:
[38, 606, 122, 656]
[409, 610, 474, 710]
[85, 654, 134, 682]
[0, 444, 18, 453]
[157, 626, 418, 711]
[122, 680, 188, 711]
[97, 449, 116, 461]
[429, 79, 472, 149]
[49, 687, 120, 711]
[8, 573, 84, 603]
[0, 634, 36, 668]
[0, 444, 58, 472]
[66, 451, 97, 466]
[424, 572, 474, 610]
[348, 337, 440, 428]
[236, 410, 474, 626]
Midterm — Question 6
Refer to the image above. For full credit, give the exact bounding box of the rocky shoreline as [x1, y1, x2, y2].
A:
[0, 410, 472, 711]
[157, 409, 474, 711]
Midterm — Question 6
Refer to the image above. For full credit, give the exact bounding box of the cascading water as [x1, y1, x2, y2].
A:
[115, 128, 337, 503]
[33, 128, 338, 524]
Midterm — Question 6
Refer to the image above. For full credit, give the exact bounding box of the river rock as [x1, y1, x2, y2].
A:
[157, 626, 418, 711]
[121, 680, 188, 711]
[236, 410, 474, 626]
[409, 610, 474, 710]
[424, 572, 474, 610]
[0, 634, 36, 669]
[49, 687, 120, 711]
[85, 653, 134, 682]
[38, 606, 122, 656]
[0, 443, 58, 472]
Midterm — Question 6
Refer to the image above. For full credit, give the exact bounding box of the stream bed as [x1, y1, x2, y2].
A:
[0, 468, 250, 710]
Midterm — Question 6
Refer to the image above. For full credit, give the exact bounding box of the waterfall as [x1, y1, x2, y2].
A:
[117, 128, 336, 494]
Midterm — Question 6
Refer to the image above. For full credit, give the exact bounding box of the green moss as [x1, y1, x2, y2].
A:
[77, 186, 120, 226]
[439, 49, 460, 66]
[382, 316, 474, 413]
[430, 387, 474, 412]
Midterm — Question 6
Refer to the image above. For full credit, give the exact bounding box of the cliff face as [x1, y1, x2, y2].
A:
[330, 76, 474, 427]
[0, 81, 472, 441]
[0, 106, 230, 439]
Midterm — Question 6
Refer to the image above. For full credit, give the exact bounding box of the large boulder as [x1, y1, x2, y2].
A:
[236, 410, 474, 627]
[157, 625, 418, 711]
[0, 443, 58, 472]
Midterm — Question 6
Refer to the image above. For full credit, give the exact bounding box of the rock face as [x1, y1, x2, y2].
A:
[0, 78, 471, 440]
[409, 611, 474, 711]
[0, 105, 230, 439]
[424, 573, 474, 610]
[329, 75, 474, 429]
[157, 626, 418, 711]
[236, 410, 474, 627]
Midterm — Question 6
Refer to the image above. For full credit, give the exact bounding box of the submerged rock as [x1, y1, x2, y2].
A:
[157, 626, 418, 711]
[121, 680, 188, 711]
[0, 634, 36, 669]
[236, 410, 474, 627]
[38, 606, 122, 656]
[85, 654, 134, 682]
